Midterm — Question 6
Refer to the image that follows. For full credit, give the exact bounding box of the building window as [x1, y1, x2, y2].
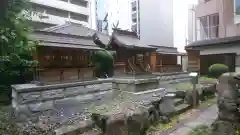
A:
[204, 0, 211, 2]
[59, 0, 68, 2]
[97, 20, 103, 32]
[70, 12, 88, 22]
[132, 18, 137, 23]
[131, 1, 136, 10]
[197, 14, 219, 40]
[45, 7, 69, 18]
[132, 24, 137, 32]
[199, 0, 211, 3]
[132, 12, 137, 18]
[31, 3, 45, 13]
[70, 0, 88, 7]
[132, 7, 137, 12]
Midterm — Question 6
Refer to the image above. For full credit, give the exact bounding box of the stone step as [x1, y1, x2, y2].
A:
[170, 103, 191, 117]
[174, 98, 184, 106]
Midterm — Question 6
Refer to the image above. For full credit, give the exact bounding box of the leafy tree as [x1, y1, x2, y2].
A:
[91, 49, 115, 78]
[0, 0, 38, 104]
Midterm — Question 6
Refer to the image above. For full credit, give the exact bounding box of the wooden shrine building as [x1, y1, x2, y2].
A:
[150, 45, 185, 73]
[107, 29, 157, 74]
[186, 36, 240, 74]
[30, 22, 110, 83]
[30, 22, 185, 83]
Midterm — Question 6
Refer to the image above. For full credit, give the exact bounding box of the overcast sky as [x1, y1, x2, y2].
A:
[174, 0, 198, 52]
[103, 0, 198, 52]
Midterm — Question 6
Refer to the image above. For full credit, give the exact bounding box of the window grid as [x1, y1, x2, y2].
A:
[197, 14, 219, 40]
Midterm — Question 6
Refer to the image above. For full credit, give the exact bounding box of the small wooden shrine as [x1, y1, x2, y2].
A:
[30, 22, 185, 83]
[150, 45, 185, 73]
[106, 29, 157, 74]
[30, 22, 110, 83]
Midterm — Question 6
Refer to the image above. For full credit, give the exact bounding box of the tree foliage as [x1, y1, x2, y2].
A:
[0, 0, 36, 56]
[91, 49, 115, 78]
[0, 0, 38, 104]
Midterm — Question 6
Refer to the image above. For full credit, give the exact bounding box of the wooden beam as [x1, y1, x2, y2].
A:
[150, 52, 157, 72]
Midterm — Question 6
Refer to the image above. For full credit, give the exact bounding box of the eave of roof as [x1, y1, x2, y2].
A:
[40, 42, 102, 50]
[186, 36, 240, 50]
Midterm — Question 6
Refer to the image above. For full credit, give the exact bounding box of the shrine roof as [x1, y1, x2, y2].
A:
[41, 22, 110, 45]
[185, 35, 240, 50]
[111, 29, 157, 51]
[30, 31, 101, 50]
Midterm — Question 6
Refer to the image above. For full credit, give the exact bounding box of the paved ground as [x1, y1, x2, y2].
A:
[159, 104, 218, 135]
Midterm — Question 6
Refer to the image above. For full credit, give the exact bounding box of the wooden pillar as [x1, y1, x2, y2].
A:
[150, 52, 157, 72]
[159, 54, 163, 72]
[181, 55, 183, 71]
[32, 47, 39, 81]
[187, 50, 200, 72]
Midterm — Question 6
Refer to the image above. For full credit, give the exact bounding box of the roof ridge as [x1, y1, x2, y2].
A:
[112, 28, 138, 38]
[42, 22, 71, 32]
[34, 30, 94, 40]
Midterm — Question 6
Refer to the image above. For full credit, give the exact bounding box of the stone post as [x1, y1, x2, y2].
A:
[212, 72, 240, 135]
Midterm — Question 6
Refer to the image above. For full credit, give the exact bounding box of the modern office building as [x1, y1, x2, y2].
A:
[95, 0, 108, 33]
[106, 0, 132, 34]
[130, 0, 174, 47]
[187, 4, 197, 44]
[194, 0, 240, 41]
[131, 0, 140, 36]
[29, 0, 96, 29]
[186, 0, 240, 73]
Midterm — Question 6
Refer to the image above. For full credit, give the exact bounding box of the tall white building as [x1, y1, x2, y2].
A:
[130, 0, 174, 47]
[29, 0, 96, 29]
[131, 0, 140, 35]
[187, 4, 197, 44]
[95, 0, 108, 33]
[106, 0, 132, 34]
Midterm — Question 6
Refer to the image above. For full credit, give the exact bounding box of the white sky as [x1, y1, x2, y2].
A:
[106, 0, 198, 52]
[173, 0, 198, 52]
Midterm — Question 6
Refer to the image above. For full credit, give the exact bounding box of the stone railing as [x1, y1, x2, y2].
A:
[11, 79, 113, 121]
[154, 72, 191, 84]
[11, 72, 191, 122]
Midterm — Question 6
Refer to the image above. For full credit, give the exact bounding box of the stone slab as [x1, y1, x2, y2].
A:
[28, 100, 54, 112]
[184, 121, 205, 128]
[41, 89, 64, 100]
[169, 126, 192, 135]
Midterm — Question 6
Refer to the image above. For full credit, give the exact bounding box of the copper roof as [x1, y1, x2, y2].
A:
[110, 29, 156, 51]
[30, 22, 112, 50]
[30, 31, 100, 50]
[42, 22, 110, 45]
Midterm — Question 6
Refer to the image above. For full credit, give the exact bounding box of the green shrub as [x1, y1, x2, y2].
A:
[208, 63, 229, 78]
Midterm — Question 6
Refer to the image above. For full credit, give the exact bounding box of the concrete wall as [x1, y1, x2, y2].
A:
[29, 0, 95, 29]
[139, 0, 174, 47]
